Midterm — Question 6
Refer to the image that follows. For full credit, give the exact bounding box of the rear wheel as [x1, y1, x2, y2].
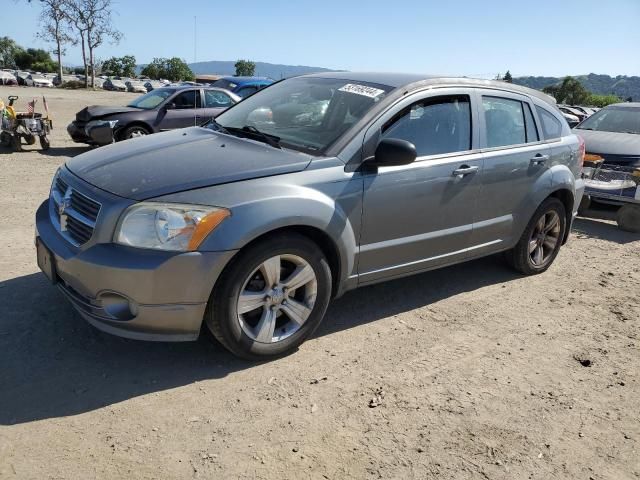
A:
[506, 198, 566, 275]
[205, 233, 332, 360]
[39, 135, 50, 151]
[0, 132, 10, 147]
[11, 135, 22, 152]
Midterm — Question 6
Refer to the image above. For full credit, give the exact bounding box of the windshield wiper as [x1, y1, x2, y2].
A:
[223, 125, 281, 149]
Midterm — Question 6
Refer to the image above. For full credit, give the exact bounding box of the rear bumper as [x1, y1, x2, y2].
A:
[35, 200, 237, 341]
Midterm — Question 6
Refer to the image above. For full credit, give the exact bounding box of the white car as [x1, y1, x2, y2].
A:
[125, 81, 148, 94]
[26, 75, 54, 88]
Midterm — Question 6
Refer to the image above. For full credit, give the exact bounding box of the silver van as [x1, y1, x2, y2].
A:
[36, 73, 585, 359]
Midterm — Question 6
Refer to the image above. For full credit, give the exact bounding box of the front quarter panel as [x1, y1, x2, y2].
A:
[153, 162, 363, 292]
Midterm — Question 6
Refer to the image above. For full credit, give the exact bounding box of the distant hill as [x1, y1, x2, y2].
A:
[186, 60, 337, 79]
[513, 73, 640, 101]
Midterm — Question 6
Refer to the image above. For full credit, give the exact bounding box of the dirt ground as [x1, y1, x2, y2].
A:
[0, 86, 638, 480]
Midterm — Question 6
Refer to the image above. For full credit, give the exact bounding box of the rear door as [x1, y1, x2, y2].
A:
[358, 88, 483, 284]
[159, 89, 203, 130]
[469, 90, 550, 253]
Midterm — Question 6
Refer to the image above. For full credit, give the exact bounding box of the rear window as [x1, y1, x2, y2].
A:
[535, 106, 563, 140]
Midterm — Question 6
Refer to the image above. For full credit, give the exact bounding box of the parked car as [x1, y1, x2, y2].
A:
[143, 80, 164, 92]
[39, 73, 584, 359]
[25, 74, 54, 88]
[559, 105, 587, 123]
[570, 106, 595, 117]
[211, 76, 274, 98]
[0, 71, 17, 86]
[103, 78, 127, 92]
[574, 103, 640, 167]
[125, 80, 147, 93]
[67, 86, 240, 145]
[560, 110, 580, 128]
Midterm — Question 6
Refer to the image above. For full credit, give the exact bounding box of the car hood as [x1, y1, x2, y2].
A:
[66, 127, 313, 200]
[573, 129, 640, 163]
[76, 105, 141, 122]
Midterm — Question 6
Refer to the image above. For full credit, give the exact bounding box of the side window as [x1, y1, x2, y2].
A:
[535, 105, 562, 140]
[482, 96, 526, 148]
[172, 90, 201, 109]
[381, 95, 472, 157]
[204, 90, 233, 108]
[237, 86, 258, 98]
[523, 103, 539, 142]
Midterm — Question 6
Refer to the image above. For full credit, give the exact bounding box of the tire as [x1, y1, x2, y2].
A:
[506, 197, 567, 275]
[11, 135, 22, 152]
[121, 125, 150, 141]
[39, 135, 50, 151]
[617, 204, 640, 233]
[205, 233, 332, 360]
[0, 132, 10, 147]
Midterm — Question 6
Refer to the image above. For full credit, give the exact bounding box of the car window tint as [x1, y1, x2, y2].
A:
[523, 103, 539, 142]
[237, 86, 258, 98]
[173, 90, 201, 109]
[482, 96, 526, 148]
[381, 96, 472, 157]
[535, 105, 562, 139]
[204, 90, 233, 108]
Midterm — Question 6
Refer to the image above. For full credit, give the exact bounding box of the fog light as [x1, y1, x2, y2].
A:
[99, 292, 136, 321]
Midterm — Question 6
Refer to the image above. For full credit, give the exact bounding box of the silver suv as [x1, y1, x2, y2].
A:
[35, 73, 585, 359]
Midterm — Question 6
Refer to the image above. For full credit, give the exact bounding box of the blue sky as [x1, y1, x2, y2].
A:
[6, 0, 640, 77]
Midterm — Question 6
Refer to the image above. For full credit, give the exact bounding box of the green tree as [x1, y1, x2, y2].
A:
[140, 57, 193, 81]
[0, 36, 22, 68]
[586, 94, 620, 108]
[503, 70, 513, 83]
[542, 76, 590, 104]
[102, 55, 136, 77]
[164, 57, 194, 81]
[14, 48, 57, 71]
[235, 59, 256, 76]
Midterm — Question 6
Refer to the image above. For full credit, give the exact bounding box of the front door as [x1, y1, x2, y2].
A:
[358, 90, 483, 284]
[159, 89, 203, 130]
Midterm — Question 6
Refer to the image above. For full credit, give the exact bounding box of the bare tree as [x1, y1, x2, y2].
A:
[36, 0, 74, 84]
[64, 0, 121, 88]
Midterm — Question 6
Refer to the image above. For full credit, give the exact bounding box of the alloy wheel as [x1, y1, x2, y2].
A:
[236, 254, 318, 343]
[528, 210, 561, 267]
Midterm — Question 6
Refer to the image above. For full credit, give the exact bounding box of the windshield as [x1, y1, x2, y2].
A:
[576, 106, 640, 134]
[127, 88, 175, 109]
[211, 77, 393, 154]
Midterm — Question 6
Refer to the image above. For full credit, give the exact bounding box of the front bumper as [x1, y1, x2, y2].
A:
[67, 121, 115, 145]
[35, 200, 237, 341]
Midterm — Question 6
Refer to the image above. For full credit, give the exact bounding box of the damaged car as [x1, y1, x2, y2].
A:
[67, 86, 241, 145]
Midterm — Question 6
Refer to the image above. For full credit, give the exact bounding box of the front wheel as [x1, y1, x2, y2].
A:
[506, 197, 566, 275]
[121, 125, 150, 141]
[205, 233, 332, 360]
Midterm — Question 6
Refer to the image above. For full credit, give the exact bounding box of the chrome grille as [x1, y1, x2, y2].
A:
[50, 173, 101, 246]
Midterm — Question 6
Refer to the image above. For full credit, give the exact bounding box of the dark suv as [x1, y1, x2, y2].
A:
[67, 86, 241, 145]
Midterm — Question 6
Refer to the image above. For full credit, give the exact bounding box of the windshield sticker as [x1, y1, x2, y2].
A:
[338, 84, 385, 98]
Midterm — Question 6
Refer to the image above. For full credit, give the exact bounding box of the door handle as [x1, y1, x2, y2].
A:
[530, 154, 550, 166]
[452, 165, 479, 177]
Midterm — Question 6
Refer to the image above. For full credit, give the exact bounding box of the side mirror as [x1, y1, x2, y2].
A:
[367, 138, 417, 167]
[164, 102, 176, 110]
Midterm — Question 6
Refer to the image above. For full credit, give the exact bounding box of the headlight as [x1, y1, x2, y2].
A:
[85, 119, 118, 134]
[114, 203, 230, 251]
